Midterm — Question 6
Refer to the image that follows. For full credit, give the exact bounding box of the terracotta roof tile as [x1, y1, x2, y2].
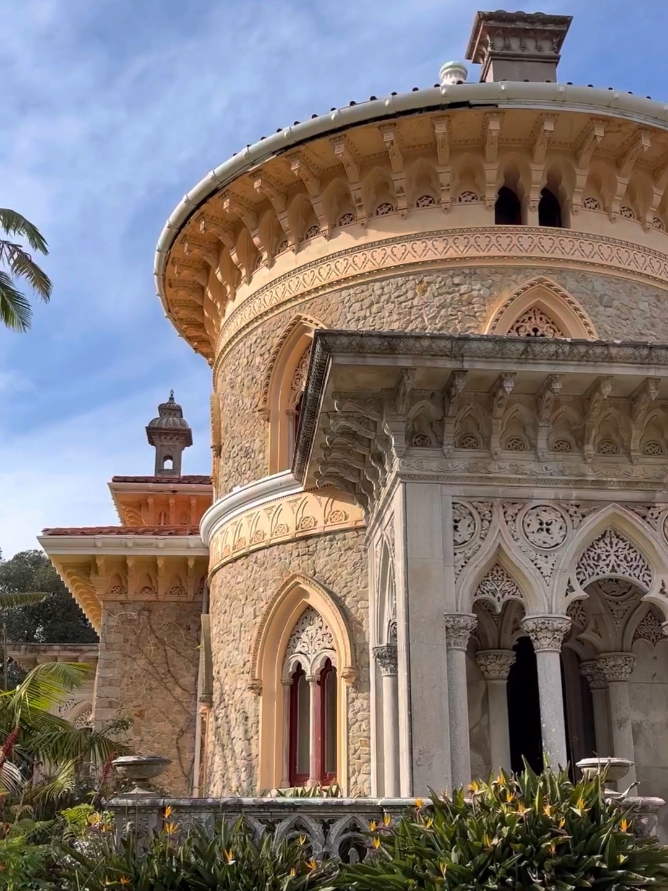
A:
[111, 475, 211, 484]
[42, 525, 201, 537]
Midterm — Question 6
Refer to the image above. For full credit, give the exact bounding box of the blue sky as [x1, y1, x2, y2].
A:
[1, 0, 667, 556]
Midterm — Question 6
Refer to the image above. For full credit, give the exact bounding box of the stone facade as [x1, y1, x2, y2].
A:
[207, 529, 370, 796]
[216, 266, 668, 494]
[94, 599, 202, 794]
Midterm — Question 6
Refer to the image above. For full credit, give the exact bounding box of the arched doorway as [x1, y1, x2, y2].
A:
[507, 635, 542, 773]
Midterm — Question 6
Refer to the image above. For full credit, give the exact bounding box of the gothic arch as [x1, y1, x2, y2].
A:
[555, 504, 668, 613]
[260, 314, 325, 473]
[485, 276, 597, 340]
[251, 572, 356, 792]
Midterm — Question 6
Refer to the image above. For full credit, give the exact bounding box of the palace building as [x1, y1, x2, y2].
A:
[40, 10, 668, 834]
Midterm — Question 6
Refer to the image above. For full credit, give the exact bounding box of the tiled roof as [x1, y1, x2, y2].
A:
[111, 475, 211, 484]
[42, 525, 201, 537]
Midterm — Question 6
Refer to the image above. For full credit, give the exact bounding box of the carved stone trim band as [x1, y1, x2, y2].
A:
[215, 227, 668, 367]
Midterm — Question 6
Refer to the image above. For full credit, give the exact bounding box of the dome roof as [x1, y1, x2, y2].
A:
[146, 392, 193, 443]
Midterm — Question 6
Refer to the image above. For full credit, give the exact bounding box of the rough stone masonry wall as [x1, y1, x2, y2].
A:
[216, 266, 668, 494]
[206, 529, 370, 796]
[94, 600, 201, 795]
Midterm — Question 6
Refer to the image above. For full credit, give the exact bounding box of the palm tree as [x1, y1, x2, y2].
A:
[0, 208, 52, 331]
[0, 590, 47, 691]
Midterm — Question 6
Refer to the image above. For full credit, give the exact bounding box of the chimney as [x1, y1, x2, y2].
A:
[465, 10, 572, 84]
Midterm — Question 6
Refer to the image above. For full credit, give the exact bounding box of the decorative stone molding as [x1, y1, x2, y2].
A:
[521, 615, 571, 652]
[453, 501, 492, 579]
[575, 528, 653, 592]
[632, 608, 666, 646]
[475, 649, 516, 680]
[283, 606, 336, 677]
[373, 644, 398, 676]
[214, 228, 668, 364]
[580, 660, 608, 690]
[522, 505, 568, 549]
[444, 613, 477, 649]
[597, 652, 637, 682]
[486, 276, 597, 340]
[204, 474, 365, 572]
[473, 563, 523, 613]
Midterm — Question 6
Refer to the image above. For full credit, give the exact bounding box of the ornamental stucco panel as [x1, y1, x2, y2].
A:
[206, 530, 370, 796]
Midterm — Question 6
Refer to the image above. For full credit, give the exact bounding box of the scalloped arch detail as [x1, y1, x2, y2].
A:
[486, 276, 597, 340]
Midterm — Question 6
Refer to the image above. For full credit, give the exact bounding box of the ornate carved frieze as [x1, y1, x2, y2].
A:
[473, 563, 523, 613]
[475, 649, 516, 680]
[521, 615, 571, 652]
[575, 529, 653, 592]
[632, 608, 667, 646]
[502, 502, 569, 584]
[567, 598, 588, 630]
[284, 606, 336, 676]
[214, 228, 668, 364]
[444, 613, 478, 649]
[453, 501, 493, 579]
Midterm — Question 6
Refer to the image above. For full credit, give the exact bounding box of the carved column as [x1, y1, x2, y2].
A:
[307, 675, 319, 787]
[476, 649, 516, 774]
[373, 645, 400, 797]
[444, 614, 477, 788]
[580, 660, 612, 758]
[281, 678, 293, 788]
[522, 616, 571, 770]
[597, 653, 637, 788]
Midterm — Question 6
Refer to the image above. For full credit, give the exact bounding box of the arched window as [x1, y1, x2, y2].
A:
[287, 348, 310, 461]
[538, 188, 563, 228]
[495, 187, 522, 225]
[284, 606, 338, 787]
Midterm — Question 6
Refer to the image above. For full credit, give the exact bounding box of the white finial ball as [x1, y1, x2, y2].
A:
[439, 60, 468, 86]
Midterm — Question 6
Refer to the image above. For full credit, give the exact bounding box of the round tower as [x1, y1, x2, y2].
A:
[155, 9, 668, 807]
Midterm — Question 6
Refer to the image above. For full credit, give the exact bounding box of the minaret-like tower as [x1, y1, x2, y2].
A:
[146, 391, 193, 477]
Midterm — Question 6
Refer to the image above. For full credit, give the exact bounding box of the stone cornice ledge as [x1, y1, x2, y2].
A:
[37, 534, 207, 557]
[200, 471, 303, 546]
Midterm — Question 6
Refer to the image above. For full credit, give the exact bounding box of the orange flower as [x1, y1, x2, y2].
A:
[224, 848, 236, 864]
[620, 818, 630, 832]
[383, 813, 391, 826]
[373, 836, 381, 849]
[307, 859, 318, 871]
[163, 822, 178, 836]
[414, 798, 424, 808]
[164, 805, 173, 819]
[369, 820, 378, 831]
[120, 879, 131, 887]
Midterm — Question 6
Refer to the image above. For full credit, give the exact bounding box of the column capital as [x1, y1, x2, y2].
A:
[476, 649, 516, 680]
[373, 644, 398, 676]
[522, 615, 571, 652]
[580, 660, 607, 690]
[597, 652, 636, 682]
[444, 613, 477, 649]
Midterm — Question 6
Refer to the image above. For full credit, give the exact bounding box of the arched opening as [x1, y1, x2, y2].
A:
[538, 188, 563, 228]
[288, 663, 310, 786]
[320, 658, 338, 783]
[162, 456, 173, 471]
[507, 635, 543, 773]
[495, 186, 523, 225]
[561, 647, 596, 778]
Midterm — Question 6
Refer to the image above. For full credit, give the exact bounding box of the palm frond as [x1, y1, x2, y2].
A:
[3, 243, 52, 301]
[22, 721, 124, 765]
[30, 759, 76, 803]
[0, 760, 23, 796]
[0, 208, 48, 253]
[5, 662, 92, 716]
[0, 269, 31, 331]
[0, 591, 48, 610]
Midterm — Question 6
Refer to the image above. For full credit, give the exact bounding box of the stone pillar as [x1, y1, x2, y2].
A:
[476, 649, 516, 774]
[307, 675, 319, 787]
[522, 616, 571, 770]
[280, 678, 293, 788]
[597, 653, 637, 788]
[373, 644, 400, 797]
[580, 661, 612, 758]
[444, 614, 477, 788]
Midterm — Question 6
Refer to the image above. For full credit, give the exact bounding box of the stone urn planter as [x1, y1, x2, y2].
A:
[576, 757, 634, 795]
[112, 755, 171, 795]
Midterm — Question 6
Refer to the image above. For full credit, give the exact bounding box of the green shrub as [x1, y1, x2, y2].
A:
[334, 766, 668, 891]
[60, 815, 330, 890]
[0, 820, 58, 890]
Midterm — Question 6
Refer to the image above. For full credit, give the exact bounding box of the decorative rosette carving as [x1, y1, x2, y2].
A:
[475, 649, 516, 680]
[444, 613, 477, 649]
[373, 645, 398, 676]
[521, 615, 571, 652]
[597, 652, 636, 682]
[453, 501, 492, 578]
[452, 502, 477, 546]
[576, 529, 653, 592]
[522, 505, 568, 549]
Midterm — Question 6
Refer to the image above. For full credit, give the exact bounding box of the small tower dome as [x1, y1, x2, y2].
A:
[146, 391, 193, 476]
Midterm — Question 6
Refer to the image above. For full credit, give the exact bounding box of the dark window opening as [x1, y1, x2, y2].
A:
[320, 659, 337, 783]
[538, 188, 563, 228]
[289, 664, 310, 786]
[495, 186, 523, 225]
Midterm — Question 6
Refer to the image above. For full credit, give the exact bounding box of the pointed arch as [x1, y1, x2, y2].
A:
[260, 314, 325, 473]
[486, 276, 597, 340]
[250, 572, 356, 792]
[555, 504, 668, 611]
[500, 403, 536, 452]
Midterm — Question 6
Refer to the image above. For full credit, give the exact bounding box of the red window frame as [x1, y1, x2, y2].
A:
[288, 664, 310, 787]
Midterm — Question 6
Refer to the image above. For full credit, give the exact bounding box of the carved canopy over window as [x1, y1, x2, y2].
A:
[575, 529, 653, 592]
[284, 606, 337, 677]
[508, 306, 564, 338]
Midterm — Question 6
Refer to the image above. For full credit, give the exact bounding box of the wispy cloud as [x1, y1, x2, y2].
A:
[1, 0, 667, 555]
